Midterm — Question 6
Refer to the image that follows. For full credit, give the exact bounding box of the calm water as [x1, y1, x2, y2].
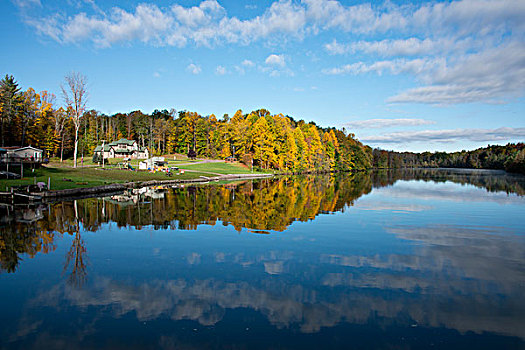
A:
[1, 169, 524, 349]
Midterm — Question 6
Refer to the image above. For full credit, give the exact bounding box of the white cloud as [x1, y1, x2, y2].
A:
[153, 71, 161, 78]
[265, 54, 285, 67]
[360, 127, 525, 144]
[323, 58, 442, 77]
[325, 38, 525, 104]
[260, 55, 294, 77]
[24, 0, 525, 47]
[234, 66, 245, 75]
[13, 0, 41, 8]
[303, 0, 408, 33]
[19, 0, 525, 104]
[324, 39, 347, 55]
[328, 38, 463, 57]
[388, 40, 525, 104]
[242, 59, 255, 67]
[357, 38, 437, 56]
[186, 63, 201, 74]
[215, 65, 226, 75]
[345, 118, 435, 129]
[233, 59, 255, 75]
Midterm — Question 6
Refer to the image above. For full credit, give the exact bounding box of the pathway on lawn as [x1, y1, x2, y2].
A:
[173, 159, 224, 166]
[180, 169, 224, 176]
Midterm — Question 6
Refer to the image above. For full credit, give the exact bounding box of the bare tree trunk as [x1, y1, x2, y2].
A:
[74, 126, 79, 168]
[61, 72, 88, 168]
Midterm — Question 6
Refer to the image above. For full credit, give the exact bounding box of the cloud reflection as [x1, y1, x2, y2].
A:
[25, 221, 525, 341]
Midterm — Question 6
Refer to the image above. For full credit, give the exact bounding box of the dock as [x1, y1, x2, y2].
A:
[0, 191, 43, 204]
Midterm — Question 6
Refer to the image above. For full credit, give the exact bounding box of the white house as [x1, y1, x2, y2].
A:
[1, 146, 43, 163]
[94, 139, 149, 160]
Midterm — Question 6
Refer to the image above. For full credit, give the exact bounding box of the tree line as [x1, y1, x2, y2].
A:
[0, 74, 371, 172]
[1, 73, 523, 174]
[372, 143, 525, 175]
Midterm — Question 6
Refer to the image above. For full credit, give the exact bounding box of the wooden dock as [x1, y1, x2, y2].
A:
[0, 191, 42, 204]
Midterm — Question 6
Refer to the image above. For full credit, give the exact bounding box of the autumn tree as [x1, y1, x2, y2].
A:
[252, 116, 275, 169]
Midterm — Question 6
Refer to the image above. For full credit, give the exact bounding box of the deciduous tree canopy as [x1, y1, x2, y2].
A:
[1, 73, 523, 174]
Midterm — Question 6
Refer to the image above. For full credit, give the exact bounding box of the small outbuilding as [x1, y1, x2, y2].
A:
[139, 157, 166, 170]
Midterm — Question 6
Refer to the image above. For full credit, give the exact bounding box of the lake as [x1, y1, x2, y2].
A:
[1, 169, 524, 349]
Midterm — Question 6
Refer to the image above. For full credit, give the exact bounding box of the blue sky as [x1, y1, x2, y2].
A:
[2, 0, 524, 152]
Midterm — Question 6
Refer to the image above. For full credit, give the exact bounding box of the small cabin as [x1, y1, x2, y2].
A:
[1, 146, 43, 163]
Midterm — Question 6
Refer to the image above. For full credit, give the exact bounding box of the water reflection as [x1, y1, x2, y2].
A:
[1, 169, 524, 274]
[26, 267, 524, 338]
[17, 219, 525, 343]
[1, 169, 524, 348]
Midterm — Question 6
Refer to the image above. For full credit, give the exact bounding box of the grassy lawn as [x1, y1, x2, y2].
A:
[169, 159, 201, 164]
[0, 166, 216, 191]
[48, 157, 98, 167]
[0, 157, 273, 191]
[178, 162, 271, 175]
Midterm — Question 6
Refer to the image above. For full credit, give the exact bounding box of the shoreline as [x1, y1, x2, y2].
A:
[39, 173, 274, 201]
[11, 166, 524, 203]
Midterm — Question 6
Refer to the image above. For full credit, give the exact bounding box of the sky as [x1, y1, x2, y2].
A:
[1, 0, 524, 152]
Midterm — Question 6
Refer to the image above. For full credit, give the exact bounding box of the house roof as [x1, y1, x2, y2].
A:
[109, 138, 136, 146]
[94, 145, 112, 152]
[114, 149, 132, 154]
[3, 146, 43, 152]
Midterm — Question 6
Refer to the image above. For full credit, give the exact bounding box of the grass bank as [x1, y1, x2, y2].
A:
[0, 161, 258, 191]
[178, 162, 272, 175]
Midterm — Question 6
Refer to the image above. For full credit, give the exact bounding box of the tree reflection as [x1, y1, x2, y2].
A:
[0, 206, 57, 273]
[63, 231, 87, 288]
[62, 200, 88, 288]
[1, 169, 523, 273]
